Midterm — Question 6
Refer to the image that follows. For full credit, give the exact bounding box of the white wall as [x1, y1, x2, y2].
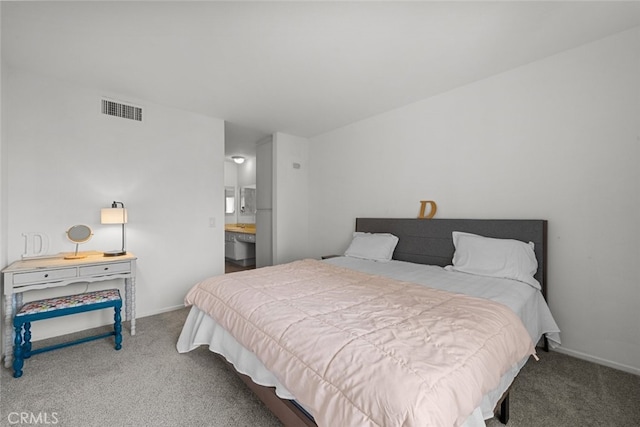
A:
[0, 4, 6, 272]
[3, 68, 225, 342]
[308, 28, 640, 374]
[273, 132, 310, 264]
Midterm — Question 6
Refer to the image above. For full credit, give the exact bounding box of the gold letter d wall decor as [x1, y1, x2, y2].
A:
[418, 200, 437, 219]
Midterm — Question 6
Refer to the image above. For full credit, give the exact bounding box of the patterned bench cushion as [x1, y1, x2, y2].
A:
[16, 289, 121, 317]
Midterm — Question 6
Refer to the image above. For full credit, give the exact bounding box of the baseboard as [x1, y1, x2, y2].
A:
[553, 347, 640, 376]
[137, 304, 186, 318]
[143, 307, 640, 378]
[133, 310, 640, 379]
[21, 304, 188, 344]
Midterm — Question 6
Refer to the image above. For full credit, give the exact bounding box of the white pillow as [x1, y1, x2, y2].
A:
[446, 231, 541, 289]
[344, 232, 399, 262]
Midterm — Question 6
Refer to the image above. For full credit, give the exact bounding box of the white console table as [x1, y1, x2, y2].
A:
[1, 251, 137, 368]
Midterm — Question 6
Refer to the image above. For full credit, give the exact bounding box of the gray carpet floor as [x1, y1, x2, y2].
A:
[1, 307, 638, 427]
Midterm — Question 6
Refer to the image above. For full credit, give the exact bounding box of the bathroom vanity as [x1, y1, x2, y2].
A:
[225, 224, 256, 267]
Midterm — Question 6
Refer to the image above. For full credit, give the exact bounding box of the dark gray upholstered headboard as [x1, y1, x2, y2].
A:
[355, 218, 548, 298]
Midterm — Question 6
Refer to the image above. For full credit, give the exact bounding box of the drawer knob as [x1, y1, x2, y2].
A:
[104, 267, 109, 271]
[44, 274, 49, 278]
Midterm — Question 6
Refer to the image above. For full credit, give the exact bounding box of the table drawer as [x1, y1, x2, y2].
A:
[13, 268, 78, 285]
[79, 262, 131, 277]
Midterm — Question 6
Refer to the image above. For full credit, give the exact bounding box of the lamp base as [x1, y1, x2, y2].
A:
[103, 250, 127, 257]
[64, 254, 87, 260]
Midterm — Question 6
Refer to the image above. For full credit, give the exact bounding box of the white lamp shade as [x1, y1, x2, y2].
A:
[101, 208, 128, 224]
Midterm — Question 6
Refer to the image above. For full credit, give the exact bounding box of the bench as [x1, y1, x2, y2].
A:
[12, 288, 123, 378]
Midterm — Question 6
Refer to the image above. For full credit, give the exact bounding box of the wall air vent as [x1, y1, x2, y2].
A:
[101, 98, 143, 122]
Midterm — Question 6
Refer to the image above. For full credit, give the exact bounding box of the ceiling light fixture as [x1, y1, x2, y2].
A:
[231, 156, 245, 164]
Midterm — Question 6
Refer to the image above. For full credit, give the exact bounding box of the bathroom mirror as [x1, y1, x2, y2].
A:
[225, 187, 236, 214]
[64, 224, 93, 259]
[240, 186, 256, 214]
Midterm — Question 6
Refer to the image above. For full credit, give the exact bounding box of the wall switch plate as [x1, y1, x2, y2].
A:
[209, 217, 216, 228]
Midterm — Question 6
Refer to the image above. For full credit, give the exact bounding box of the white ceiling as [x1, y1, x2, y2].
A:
[3, 1, 640, 157]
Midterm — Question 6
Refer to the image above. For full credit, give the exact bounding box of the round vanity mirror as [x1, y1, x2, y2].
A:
[64, 224, 93, 259]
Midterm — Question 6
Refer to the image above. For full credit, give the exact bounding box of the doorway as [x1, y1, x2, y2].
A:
[224, 122, 268, 273]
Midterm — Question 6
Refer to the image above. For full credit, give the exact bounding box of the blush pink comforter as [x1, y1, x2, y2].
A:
[185, 259, 535, 427]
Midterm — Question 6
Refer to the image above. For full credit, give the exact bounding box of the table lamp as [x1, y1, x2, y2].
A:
[101, 201, 128, 257]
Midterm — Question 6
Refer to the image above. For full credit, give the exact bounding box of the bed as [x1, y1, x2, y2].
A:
[177, 218, 561, 426]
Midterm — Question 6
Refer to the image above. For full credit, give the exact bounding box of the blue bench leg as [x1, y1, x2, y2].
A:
[13, 323, 24, 378]
[23, 322, 32, 359]
[114, 304, 122, 351]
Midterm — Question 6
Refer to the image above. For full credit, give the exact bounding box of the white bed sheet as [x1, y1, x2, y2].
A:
[177, 257, 561, 426]
[325, 257, 561, 348]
